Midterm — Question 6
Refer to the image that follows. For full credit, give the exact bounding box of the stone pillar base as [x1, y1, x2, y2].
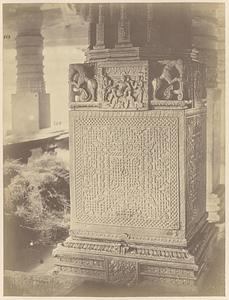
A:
[207, 185, 225, 223]
[207, 194, 220, 223]
[53, 222, 217, 287]
[12, 92, 50, 136]
[12, 92, 40, 136]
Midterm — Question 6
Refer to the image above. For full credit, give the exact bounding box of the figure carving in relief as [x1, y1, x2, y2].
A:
[132, 72, 144, 108]
[102, 72, 118, 107]
[71, 69, 97, 102]
[102, 71, 145, 109]
[152, 59, 184, 101]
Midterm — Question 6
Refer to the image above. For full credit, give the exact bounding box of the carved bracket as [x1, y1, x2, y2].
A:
[69, 63, 98, 109]
[150, 58, 207, 109]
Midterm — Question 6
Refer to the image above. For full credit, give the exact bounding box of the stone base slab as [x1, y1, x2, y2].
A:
[53, 222, 216, 287]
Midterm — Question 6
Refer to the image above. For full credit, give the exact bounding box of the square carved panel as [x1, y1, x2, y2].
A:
[72, 111, 180, 230]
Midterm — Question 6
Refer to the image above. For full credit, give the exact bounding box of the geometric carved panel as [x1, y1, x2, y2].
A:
[73, 112, 180, 230]
[186, 113, 206, 230]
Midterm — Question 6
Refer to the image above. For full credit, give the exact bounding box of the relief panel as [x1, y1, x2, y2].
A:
[97, 61, 149, 109]
[69, 63, 97, 107]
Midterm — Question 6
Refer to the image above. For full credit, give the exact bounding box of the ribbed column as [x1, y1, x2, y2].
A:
[12, 4, 50, 136]
[16, 5, 46, 94]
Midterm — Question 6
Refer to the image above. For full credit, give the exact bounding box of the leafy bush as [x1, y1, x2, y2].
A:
[3, 159, 23, 187]
[4, 152, 70, 245]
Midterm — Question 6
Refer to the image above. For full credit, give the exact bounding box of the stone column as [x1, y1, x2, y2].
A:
[146, 4, 160, 46]
[217, 5, 225, 187]
[12, 4, 50, 136]
[116, 3, 132, 47]
[88, 4, 96, 50]
[191, 3, 224, 222]
[94, 4, 105, 49]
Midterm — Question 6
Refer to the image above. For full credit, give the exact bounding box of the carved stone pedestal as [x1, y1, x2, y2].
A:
[53, 105, 216, 286]
[53, 3, 216, 287]
[54, 222, 216, 287]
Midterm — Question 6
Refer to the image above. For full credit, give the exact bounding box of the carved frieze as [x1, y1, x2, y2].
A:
[58, 265, 106, 279]
[58, 256, 105, 270]
[58, 237, 193, 262]
[97, 62, 149, 109]
[69, 63, 97, 108]
[140, 265, 195, 279]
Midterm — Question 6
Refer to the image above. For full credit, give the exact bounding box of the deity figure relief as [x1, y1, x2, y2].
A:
[132, 72, 144, 108]
[70, 68, 97, 102]
[102, 71, 145, 109]
[152, 59, 184, 101]
[102, 73, 118, 107]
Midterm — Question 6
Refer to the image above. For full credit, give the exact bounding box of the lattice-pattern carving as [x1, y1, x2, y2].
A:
[186, 113, 206, 230]
[73, 113, 180, 229]
[108, 259, 137, 285]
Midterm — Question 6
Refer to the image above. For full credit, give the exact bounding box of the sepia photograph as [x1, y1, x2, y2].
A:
[1, 0, 226, 297]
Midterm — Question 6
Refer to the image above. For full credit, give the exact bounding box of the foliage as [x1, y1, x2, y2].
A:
[3, 159, 23, 187]
[4, 151, 70, 245]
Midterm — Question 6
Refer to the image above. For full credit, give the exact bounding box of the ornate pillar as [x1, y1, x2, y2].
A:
[54, 3, 216, 288]
[88, 4, 96, 50]
[146, 4, 160, 47]
[94, 4, 105, 49]
[116, 3, 132, 47]
[11, 4, 50, 136]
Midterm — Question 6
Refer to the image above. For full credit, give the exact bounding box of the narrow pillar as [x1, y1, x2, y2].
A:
[206, 88, 221, 222]
[116, 3, 132, 47]
[217, 4, 225, 187]
[12, 4, 50, 136]
[146, 4, 160, 47]
[88, 4, 96, 50]
[94, 4, 105, 49]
